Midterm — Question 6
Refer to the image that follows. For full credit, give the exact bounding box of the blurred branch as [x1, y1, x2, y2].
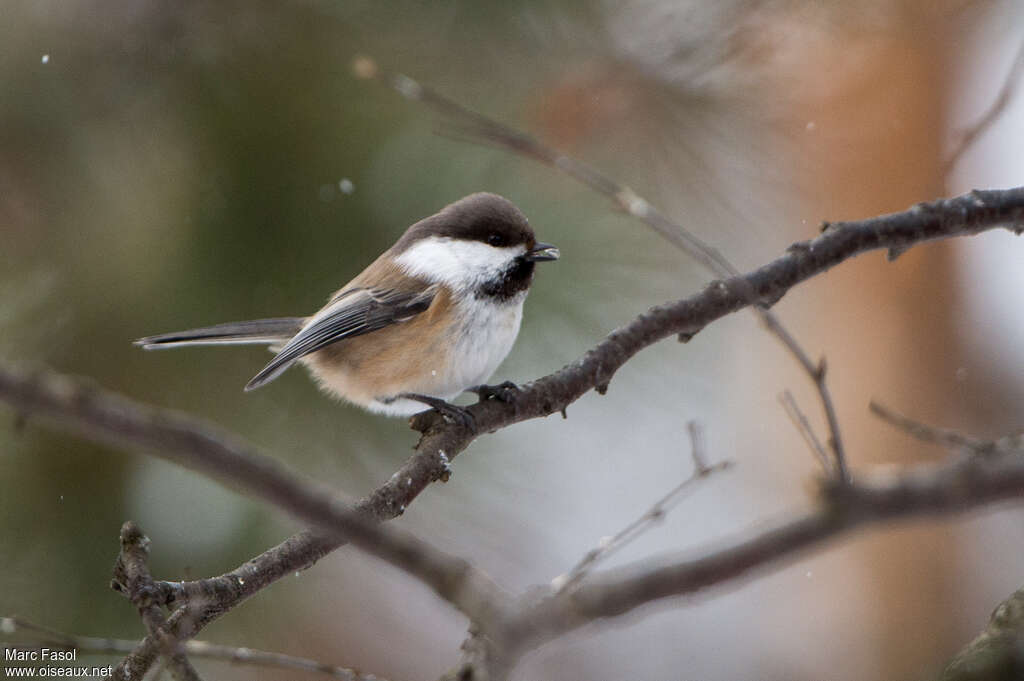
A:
[943, 38, 1024, 176]
[0, 362, 511, 681]
[871, 401, 1023, 456]
[509, 446, 1024, 649]
[938, 583, 1024, 681]
[2, 182, 1023, 679]
[779, 390, 832, 474]
[355, 59, 853, 484]
[0, 616, 389, 681]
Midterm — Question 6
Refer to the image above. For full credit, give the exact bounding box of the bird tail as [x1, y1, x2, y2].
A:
[135, 318, 304, 350]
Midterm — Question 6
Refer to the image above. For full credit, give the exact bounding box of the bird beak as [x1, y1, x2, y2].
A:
[524, 242, 560, 262]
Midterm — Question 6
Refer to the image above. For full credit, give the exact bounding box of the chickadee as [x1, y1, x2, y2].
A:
[137, 193, 559, 422]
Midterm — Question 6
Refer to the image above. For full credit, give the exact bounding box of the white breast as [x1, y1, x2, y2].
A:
[447, 292, 525, 392]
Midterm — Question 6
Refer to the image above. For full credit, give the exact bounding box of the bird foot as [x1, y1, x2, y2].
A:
[468, 380, 521, 404]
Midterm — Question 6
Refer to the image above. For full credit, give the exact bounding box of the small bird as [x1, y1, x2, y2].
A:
[136, 193, 559, 423]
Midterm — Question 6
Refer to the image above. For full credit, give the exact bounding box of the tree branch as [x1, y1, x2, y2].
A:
[871, 401, 1023, 457]
[110, 522, 202, 681]
[0, 363, 512, 634]
[506, 447, 1024, 649]
[406, 185, 1024, 443]
[1, 185, 1021, 680]
[779, 389, 832, 473]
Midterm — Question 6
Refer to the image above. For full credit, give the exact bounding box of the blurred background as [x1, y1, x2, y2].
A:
[2, 1, 1024, 679]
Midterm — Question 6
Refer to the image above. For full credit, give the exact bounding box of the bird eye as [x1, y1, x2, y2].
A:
[487, 233, 506, 247]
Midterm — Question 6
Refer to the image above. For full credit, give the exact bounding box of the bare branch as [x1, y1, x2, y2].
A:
[0, 364, 512, 629]
[354, 60, 859, 483]
[779, 390, 832, 473]
[871, 401, 1024, 457]
[686, 420, 709, 473]
[404, 187, 1024, 450]
[0, 616, 389, 681]
[107, 470, 461, 678]
[509, 449, 1024, 648]
[761, 322, 848, 481]
[870, 401, 994, 454]
[109, 522, 202, 681]
[944, 39, 1024, 176]
[552, 423, 730, 594]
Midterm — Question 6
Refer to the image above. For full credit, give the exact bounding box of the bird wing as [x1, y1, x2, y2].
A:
[244, 284, 437, 391]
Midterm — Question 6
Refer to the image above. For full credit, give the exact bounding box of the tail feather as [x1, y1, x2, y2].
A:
[135, 317, 304, 350]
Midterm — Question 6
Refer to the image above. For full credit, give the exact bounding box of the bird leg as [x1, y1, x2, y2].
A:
[396, 393, 476, 431]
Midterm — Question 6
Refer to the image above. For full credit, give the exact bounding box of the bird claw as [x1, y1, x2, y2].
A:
[469, 380, 521, 404]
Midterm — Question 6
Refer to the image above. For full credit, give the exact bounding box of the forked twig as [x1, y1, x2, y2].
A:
[111, 522, 202, 681]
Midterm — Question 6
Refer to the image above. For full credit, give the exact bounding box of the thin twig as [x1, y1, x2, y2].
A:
[779, 390, 831, 474]
[759, 319, 848, 482]
[687, 420, 709, 473]
[552, 422, 731, 594]
[870, 401, 1023, 457]
[944, 39, 1024, 175]
[0, 616, 389, 681]
[354, 58, 852, 484]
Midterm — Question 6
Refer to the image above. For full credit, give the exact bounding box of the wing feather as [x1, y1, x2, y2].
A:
[244, 284, 437, 391]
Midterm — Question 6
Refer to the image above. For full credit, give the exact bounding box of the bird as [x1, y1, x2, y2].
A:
[136, 193, 559, 425]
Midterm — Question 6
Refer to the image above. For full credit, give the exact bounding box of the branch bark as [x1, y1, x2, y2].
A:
[110, 522, 202, 681]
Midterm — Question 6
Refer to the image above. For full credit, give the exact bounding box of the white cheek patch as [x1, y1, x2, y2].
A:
[395, 236, 524, 292]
